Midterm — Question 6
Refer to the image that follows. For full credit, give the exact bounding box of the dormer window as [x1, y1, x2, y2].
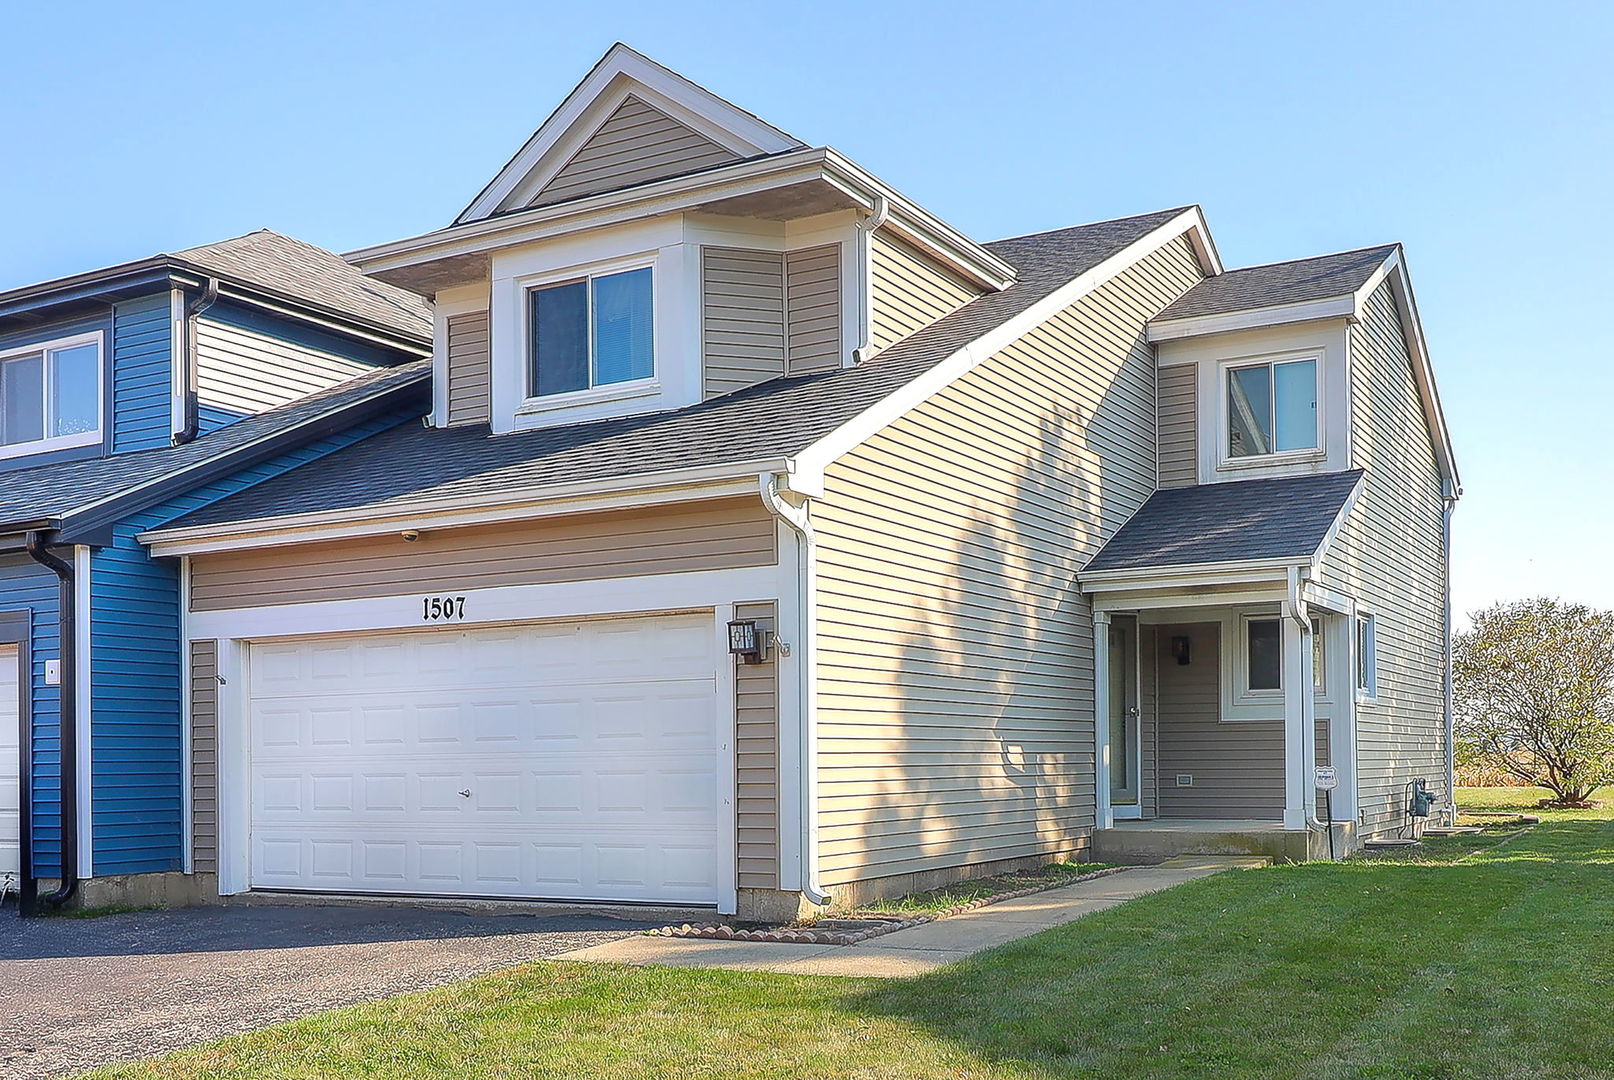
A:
[528, 265, 654, 400]
[1225, 352, 1318, 460]
[0, 332, 102, 458]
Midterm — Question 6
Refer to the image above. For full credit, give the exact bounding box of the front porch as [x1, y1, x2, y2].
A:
[1088, 566, 1364, 862]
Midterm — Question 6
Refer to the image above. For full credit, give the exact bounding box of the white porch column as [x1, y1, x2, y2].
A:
[1094, 611, 1113, 831]
[1281, 616, 1317, 831]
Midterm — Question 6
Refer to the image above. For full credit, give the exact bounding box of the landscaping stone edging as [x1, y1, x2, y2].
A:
[652, 865, 1134, 946]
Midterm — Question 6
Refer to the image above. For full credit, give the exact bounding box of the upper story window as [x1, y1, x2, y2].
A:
[0, 332, 102, 458]
[528, 265, 653, 399]
[1226, 352, 1318, 460]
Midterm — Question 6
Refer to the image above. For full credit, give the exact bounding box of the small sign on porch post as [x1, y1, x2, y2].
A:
[1315, 765, 1338, 791]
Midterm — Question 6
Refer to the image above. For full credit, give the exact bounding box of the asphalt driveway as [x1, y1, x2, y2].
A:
[0, 902, 657, 1079]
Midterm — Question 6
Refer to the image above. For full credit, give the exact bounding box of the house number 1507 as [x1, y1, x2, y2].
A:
[422, 596, 467, 622]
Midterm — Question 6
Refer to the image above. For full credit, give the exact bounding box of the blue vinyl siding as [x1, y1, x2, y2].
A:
[0, 556, 63, 877]
[111, 294, 174, 453]
[86, 409, 417, 874]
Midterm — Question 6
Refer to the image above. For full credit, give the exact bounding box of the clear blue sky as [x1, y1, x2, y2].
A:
[3, 1, 1609, 621]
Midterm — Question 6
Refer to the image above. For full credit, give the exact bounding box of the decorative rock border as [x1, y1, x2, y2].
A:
[652, 865, 1133, 946]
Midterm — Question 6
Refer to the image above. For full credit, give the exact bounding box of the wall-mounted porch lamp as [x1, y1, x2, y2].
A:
[727, 619, 771, 665]
[1170, 635, 1192, 665]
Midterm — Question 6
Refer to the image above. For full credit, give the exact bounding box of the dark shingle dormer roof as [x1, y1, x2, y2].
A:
[1153, 245, 1397, 323]
[1084, 471, 1364, 574]
[160, 207, 1198, 530]
[176, 230, 432, 341]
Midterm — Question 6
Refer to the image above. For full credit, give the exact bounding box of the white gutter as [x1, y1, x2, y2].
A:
[1442, 493, 1458, 822]
[1284, 564, 1332, 836]
[758, 472, 829, 906]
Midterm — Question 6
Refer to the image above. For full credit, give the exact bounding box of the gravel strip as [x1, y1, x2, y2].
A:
[0, 903, 654, 1079]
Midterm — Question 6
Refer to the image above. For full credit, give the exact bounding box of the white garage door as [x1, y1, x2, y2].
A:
[0, 646, 19, 881]
[247, 613, 720, 904]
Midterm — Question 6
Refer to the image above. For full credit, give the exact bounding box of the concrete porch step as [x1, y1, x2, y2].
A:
[1095, 820, 1351, 863]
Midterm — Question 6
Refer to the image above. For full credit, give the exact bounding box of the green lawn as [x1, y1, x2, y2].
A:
[84, 788, 1614, 1080]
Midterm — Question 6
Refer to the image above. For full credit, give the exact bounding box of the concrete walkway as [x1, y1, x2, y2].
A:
[559, 855, 1266, 978]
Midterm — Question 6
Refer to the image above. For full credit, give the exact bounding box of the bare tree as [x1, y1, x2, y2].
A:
[1455, 598, 1614, 805]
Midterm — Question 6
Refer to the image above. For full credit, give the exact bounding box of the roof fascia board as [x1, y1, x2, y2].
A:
[458, 44, 803, 225]
[0, 261, 184, 321]
[138, 456, 792, 556]
[353, 149, 837, 274]
[48, 375, 429, 543]
[1309, 472, 1367, 573]
[1147, 295, 1357, 342]
[201, 280, 430, 356]
[790, 208, 1209, 489]
[1080, 555, 1301, 591]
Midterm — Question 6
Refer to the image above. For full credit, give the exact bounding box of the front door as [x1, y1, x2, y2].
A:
[1108, 619, 1141, 817]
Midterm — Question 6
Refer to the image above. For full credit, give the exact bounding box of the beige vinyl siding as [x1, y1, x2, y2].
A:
[703, 247, 785, 397]
[786, 244, 842, 374]
[1139, 625, 1158, 817]
[1149, 621, 1332, 819]
[812, 236, 1205, 888]
[189, 497, 777, 611]
[868, 231, 982, 353]
[191, 639, 219, 874]
[1157, 363, 1198, 487]
[735, 601, 780, 889]
[195, 317, 371, 417]
[531, 95, 739, 208]
[1319, 281, 1448, 836]
[445, 310, 491, 426]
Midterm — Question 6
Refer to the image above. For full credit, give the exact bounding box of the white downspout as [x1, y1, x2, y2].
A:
[849, 195, 890, 367]
[759, 473, 830, 906]
[1442, 493, 1458, 823]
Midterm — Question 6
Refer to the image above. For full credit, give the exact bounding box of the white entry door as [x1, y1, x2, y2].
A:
[0, 645, 20, 881]
[246, 613, 720, 904]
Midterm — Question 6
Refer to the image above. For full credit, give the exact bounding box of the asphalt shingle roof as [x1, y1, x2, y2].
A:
[165, 207, 1194, 531]
[1083, 471, 1363, 573]
[1153, 245, 1397, 323]
[176, 230, 432, 340]
[0, 360, 428, 532]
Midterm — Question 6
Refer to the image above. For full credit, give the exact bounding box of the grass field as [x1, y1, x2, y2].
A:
[83, 788, 1613, 1080]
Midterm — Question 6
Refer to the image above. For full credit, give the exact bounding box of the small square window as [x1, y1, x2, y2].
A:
[0, 334, 103, 455]
[528, 266, 653, 398]
[1227, 355, 1318, 458]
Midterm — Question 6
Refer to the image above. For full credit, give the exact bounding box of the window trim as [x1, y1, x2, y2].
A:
[518, 255, 658, 413]
[1355, 611, 1378, 701]
[0, 330, 105, 461]
[1217, 348, 1324, 471]
[1234, 612, 1284, 703]
[1220, 608, 1331, 723]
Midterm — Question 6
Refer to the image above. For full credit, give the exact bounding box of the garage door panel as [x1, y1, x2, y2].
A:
[248, 614, 721, 903]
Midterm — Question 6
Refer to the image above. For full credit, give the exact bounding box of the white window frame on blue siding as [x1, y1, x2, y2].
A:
[0, 330, 104, 461]
[519, 255, 657, 414]
[1218, 349, 1324, 471]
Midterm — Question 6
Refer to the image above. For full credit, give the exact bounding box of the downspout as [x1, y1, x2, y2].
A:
[173, 277, 220, 445]
[849, 195, 891, 367]
[24, 532, 77, 909]
[1442, 493, 1457, 823]
[759, 474, 830, 906]
[1284, 565, 1332, 835]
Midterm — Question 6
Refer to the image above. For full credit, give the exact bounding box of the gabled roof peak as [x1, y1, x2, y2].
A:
[456, 44, 806, 225]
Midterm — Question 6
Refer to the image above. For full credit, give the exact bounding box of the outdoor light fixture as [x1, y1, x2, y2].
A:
[1171, 635, 1191, 665]
[727, 619, 770, 664]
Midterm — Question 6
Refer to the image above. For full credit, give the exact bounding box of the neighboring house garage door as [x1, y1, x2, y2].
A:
[246, 613, 720, 904]
[0, 646, 19, 883]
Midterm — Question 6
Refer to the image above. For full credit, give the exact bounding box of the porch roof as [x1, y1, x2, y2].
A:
[1084, 471, 1363, 574]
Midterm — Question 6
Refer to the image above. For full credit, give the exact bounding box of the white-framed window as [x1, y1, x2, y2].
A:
[0, 331, 103, 459]
[1224, 351, 1320, 462]
[1355, 612, 1378, 699]
[1225, 611, 1330, 721]
[526, 264, 654, 401]
[1241, 615, 1283, 697]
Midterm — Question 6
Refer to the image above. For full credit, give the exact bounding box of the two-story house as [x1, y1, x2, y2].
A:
[0, 230, 430, 912]
[138, 46, 1458, 920]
